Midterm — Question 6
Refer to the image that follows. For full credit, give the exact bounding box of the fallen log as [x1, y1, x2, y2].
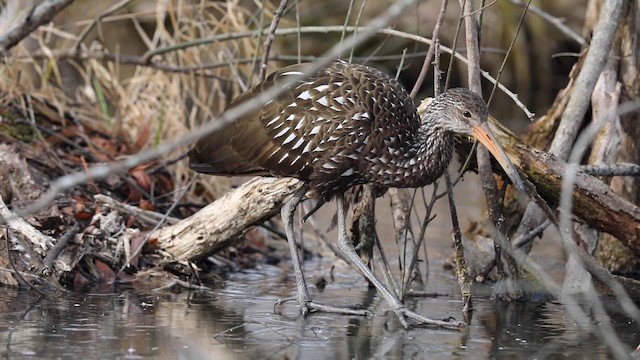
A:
[487, 118, 640, 256]
[152, 177, 302, 261]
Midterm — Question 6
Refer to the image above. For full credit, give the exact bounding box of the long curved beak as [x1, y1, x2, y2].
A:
[472, 122, 525, 191]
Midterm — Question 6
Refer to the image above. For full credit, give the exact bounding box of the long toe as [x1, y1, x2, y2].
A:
[304, 301, 372, 317]
[274, 297, 372, 317]
[394, 308, 467, 330]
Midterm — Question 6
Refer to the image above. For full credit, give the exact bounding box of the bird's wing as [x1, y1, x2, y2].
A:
[186, 65, 311, 176]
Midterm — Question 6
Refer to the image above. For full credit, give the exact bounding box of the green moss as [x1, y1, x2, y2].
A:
[0, 119, 38, 142]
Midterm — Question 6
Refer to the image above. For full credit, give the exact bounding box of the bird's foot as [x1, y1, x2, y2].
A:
[275, 297, 372, 317]
[389, 306, 467, 330]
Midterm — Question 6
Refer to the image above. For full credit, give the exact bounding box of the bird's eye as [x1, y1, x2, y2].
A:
[463, 110, 472, 118]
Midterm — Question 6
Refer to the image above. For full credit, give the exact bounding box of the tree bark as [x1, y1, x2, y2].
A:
[482, 117, 640, 257]
[152, 177, 302, 262]
[594, 0, 640, 273]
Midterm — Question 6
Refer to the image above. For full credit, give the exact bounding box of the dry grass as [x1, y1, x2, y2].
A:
[0, 0, 587, 207]
[0, 0, 592, 231]
[0, 0, 272, 203]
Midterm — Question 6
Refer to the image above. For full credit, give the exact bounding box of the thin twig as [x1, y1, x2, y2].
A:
[21, 25, 535, 118]
[72, 0, 133, 51]
[509, 0, 585, 45]
[259, 0, 289, 82]
[443, 0, 466, 91]
[487, 0, 531, 108]
[406, 183, 438, 291]
[41, 224, 81, 277]
[118, 174, 196, 273]
[0, 0, 75, 54]
[348, 0, 368, 63]
[444, 170, 471, 312]
[339, 0, 356, 58]
[0, 0, 421, 225]
[513, 219, 550, 249]
[409, 0, 448, 98]
[579, 163, 640, 177]
[294, 1, 301, 63]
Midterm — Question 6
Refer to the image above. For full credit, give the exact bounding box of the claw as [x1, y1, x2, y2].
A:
[274, 297, 372, 317]
[394, 307, 467, 329]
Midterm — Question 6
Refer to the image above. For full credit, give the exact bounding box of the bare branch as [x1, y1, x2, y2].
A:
[549, 0, 624, 160]
[20, 25, 535, 119]
[259, 0, 289, 82]
[580, 163, 640, 177]
[509, 0, 586, 46]
[409, 0, 448, 98]
[0, 195, 54, 257]
[1, 0, 421, 226]
[0, 0, 75, 54]
[153, 178, 301, 261]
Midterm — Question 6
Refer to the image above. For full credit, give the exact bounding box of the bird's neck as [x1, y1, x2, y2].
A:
[387, 118, 454, 188]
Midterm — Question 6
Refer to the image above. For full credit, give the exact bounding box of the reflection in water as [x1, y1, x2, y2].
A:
[0, 175, 637, 359]
[0, 261, 637, 359]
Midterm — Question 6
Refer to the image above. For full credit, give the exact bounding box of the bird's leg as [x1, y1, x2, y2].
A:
[335, 194, 465, 329]
[275, 183, 371, 317]
[301, 199, 325, 222]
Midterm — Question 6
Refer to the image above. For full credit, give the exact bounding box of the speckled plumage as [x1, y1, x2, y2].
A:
[189, 61, 501, 199]
[188, 61, 523, 326]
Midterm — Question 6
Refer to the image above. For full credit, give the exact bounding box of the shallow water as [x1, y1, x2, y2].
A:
[0, 258, 637, 360]
[1, 174, 638, 359]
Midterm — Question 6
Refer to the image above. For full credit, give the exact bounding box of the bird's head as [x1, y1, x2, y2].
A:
[426, 88, 525, 191]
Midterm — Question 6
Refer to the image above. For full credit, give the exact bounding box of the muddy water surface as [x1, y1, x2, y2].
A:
[1, 173, 638, 359]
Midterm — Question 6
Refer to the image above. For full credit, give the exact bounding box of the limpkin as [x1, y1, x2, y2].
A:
[189, 60, 524, 328]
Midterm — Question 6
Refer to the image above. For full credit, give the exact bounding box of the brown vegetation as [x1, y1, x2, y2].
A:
[0, 0, 638, 333]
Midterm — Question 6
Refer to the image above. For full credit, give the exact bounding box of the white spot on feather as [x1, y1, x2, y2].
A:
[317, 97, 329, 107]
[309, 126, 321, 135]
[266, 147, 279, 158]
[274, 128, 288, 139]
[314, 84, 329, 93]
[282, 71, 303, 76]
[282, 133, 297, 145]
[278, 153, 290, 164]
[266, 116, 280, 127]
[302, 142, 313, 154]
[298, 90, 312, 100]
[291, 138, 305, 150]
[341, 168, 355, 177]
[352, 112, 370, 121]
